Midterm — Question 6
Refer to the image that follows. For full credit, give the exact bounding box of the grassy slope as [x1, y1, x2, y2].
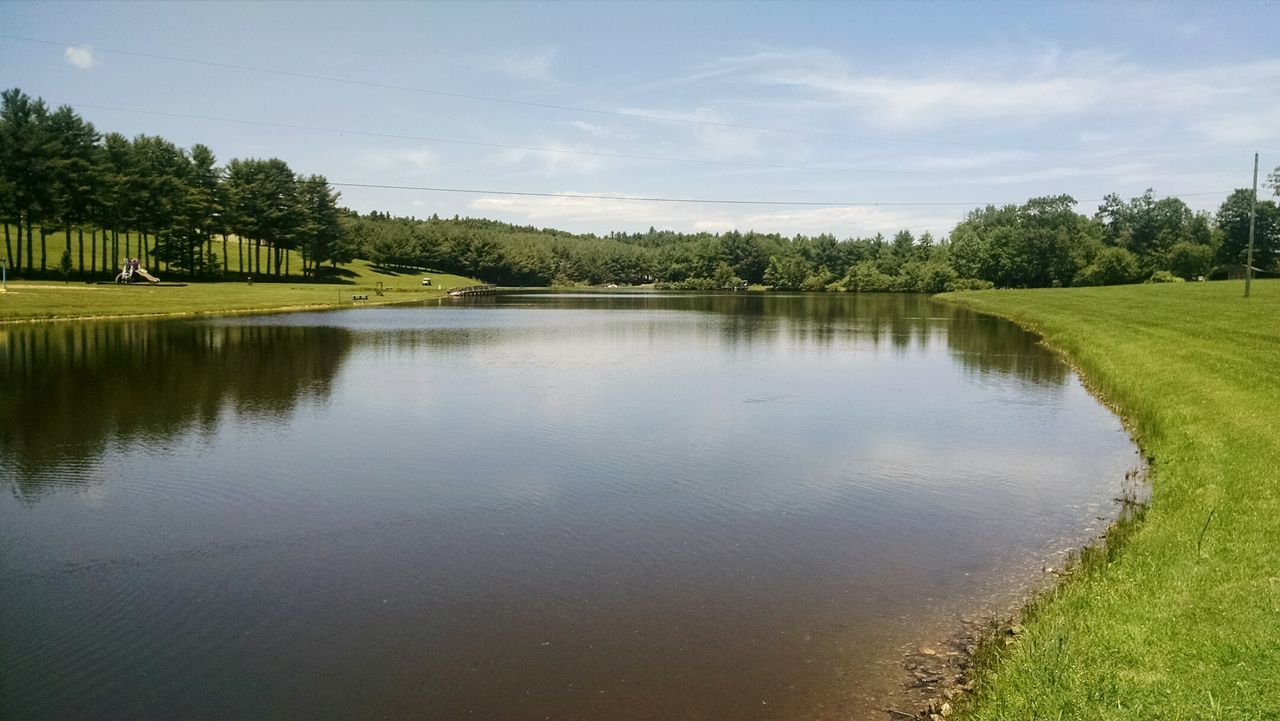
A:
[937, 280, 1279, 721]
[3, 224, 345, 281]
[1, 227, 478, 321]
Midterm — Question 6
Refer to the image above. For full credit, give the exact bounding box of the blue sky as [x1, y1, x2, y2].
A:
[2, 1, 1277, 237]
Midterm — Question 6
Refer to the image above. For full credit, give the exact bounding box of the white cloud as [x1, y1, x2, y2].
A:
[618, 106, 768, 161]
[667, 46, 1280, 134]
[484, 46, 559, 83]
[64, 45, 97, 70]
[729, 204, 962, 238]
[353, 147, 439, 174]
[468, 193, 963, 238]
[1192, 110, 1280, 146]
[566, 120, 608, 136]
[564, 120, 623, 139]
[471, 193, 685, 227]
[1176, 21, 1201, 38]
[976, 163, 1156, 186]
[899, 151, 1036, 172]
[487, 140, 606, 175]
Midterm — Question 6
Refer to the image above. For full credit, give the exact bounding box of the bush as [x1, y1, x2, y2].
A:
[1077, 247, 1142, 286]
[1168, 242, 1214, 280]
[1147, 270, 1185, 283]
[840, 261, 895, 292]
[915, 261, 959, 293]
[947, 277, 995, 291]
[654, 277, 720, 290]
[800, 267, 836, 292]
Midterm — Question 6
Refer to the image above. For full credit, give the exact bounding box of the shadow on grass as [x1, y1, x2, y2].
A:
[309, 267, 359, 285]
[369, 264, 441, 277]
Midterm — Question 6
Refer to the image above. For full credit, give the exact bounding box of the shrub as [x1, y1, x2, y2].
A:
[1168, 242, 1214, 280]
[1147, 270, 1185, 283]
[947, 277, 995, 291]
[1077, 247, 1142, 286]
[840, 261, 895, 292]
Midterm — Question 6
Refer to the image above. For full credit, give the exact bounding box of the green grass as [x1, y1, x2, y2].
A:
[2, 224, 337, 282]
[936, 280, 1280, 721]
[1, 225, 478, 322]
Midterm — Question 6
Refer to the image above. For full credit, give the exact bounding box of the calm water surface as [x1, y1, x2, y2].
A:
[0, 293, 1135, 720]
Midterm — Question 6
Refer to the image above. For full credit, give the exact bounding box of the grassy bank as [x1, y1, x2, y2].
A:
[937, 280, 1279, 720]
[0, 258, 478, 322]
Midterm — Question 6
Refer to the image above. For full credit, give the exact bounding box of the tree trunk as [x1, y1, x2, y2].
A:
[14, 217, 23, 274]
[40, 226, 47, 273]
[285, 247, 290, 276]
[223, 234, 229, 275]
[24, 217, 33, 271]
[3, 221, 11, 273]
[25, 219, 33, 273]
[77, 225, 84, 275]
[238, 236, 243, 274]
[91, 228, 97, 275]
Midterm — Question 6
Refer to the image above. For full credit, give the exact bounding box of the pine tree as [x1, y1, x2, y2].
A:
[0, 89, 54, 274]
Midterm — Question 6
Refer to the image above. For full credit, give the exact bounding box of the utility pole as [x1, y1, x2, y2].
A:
[1245, 152, 1258, 298]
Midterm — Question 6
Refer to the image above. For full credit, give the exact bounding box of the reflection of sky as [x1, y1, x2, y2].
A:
[320, 302, 1125, 517]
[1, 297, 1137, 721]
[2, 299, 1132, 566]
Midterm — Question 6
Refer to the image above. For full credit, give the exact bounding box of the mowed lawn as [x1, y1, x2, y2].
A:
[1, 227, 478, 321]
[938, 280, 1280, 721]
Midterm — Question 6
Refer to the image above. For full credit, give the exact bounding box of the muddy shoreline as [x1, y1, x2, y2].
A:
[872, 454, 1150, 719]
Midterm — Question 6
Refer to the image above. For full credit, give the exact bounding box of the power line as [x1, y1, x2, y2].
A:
[64, 100, 1237, 182]
[328, 181, 1233, 208]
[4, 33, 1073, 152]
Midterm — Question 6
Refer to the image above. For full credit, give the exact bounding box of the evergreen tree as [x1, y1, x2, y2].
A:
[0, 89, 54, 274]
[295, 174, 342, 275]
[47, 106, 101, 275]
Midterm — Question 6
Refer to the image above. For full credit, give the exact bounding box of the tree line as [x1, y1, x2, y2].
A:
[345, 183, 1278, 291]
[0, 88, 348, 280]
[3, 86, 1278, 289]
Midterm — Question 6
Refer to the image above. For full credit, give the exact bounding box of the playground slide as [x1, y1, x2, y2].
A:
[134, 268, 160, 283]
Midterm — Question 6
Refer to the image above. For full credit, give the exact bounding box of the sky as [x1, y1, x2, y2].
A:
[2, 1, 1278, 238]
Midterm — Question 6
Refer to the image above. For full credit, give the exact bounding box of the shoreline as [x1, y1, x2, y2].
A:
[916, 290, 1153, 720]
[926, 282, 1278, 720]
[884, 463, 1149, 720]
[0, 293, 442, 325]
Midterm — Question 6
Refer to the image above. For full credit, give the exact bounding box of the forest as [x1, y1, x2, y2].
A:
[3, 87, 1278, 290]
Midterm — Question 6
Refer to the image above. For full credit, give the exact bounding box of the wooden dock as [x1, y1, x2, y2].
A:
[447, 284, 499, 297]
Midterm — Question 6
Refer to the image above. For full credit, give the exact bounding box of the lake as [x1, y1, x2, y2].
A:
[0, 292, 1136, 720]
